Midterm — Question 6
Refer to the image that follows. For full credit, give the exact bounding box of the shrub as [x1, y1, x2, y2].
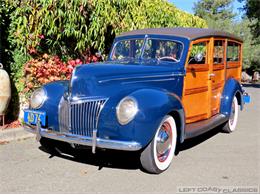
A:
[23, 54, 81, 95]
[23, 53, 102, 95]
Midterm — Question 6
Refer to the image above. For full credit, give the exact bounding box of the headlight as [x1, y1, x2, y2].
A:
[116, 97, 138, 125]
[30, 88, 47, 109]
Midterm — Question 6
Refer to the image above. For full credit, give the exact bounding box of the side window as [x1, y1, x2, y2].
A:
[214, 40, 224, 64]
[227, 41, 240, 62]
[189, 42, 207, 64]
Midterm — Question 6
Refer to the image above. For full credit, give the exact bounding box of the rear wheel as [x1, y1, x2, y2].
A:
[140, 115, 177, 174]
[222, 96, 239, 133]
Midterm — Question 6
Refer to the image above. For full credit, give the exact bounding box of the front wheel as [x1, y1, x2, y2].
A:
[222, 96, 239, 133]
[140, 115, 177, 174]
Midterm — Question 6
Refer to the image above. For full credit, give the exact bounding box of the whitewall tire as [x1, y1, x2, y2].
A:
[140, 115, 177, 174]
[223, 96, 239, 133]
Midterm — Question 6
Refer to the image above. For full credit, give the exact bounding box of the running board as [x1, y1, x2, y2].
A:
[184, 114, 229, 139]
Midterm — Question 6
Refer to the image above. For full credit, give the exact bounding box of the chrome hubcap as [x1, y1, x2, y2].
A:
[230, 100, 235, 125]
[156, 122, 172, 162]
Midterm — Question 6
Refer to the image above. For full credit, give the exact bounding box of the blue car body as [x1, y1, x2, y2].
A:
[24, 28, 249, 153]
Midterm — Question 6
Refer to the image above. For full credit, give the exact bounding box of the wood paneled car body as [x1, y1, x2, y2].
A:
[24, 28, 250, 174]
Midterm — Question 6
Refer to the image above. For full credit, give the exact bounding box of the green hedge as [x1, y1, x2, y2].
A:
[5, 0, 207, 57]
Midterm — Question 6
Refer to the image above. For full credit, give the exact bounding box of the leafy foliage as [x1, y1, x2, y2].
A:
[241, 0, 260, 44]
[23, 55, 78, 95]
[193, 0, 236, 21]
[6, 0, 207, 58]
[9, 49, 30, 92]
[23, 54, 103, 95]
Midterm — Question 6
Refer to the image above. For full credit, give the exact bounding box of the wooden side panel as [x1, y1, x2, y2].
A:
[226, 62, 241, 80]
[183, 38, 243, 125]
[183, 71, 209, 123]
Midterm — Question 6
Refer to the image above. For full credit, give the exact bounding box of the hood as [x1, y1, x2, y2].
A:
[70, 62, 184, 99]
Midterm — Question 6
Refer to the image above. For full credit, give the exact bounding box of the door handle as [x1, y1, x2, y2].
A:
[209, 73, 215, 80]
[209, 73, 215, 77]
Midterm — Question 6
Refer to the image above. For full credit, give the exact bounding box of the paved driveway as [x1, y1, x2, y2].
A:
[0, 86, 259, 193]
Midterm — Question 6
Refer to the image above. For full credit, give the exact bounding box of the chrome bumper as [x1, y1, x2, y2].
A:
[24, 124, 142, 153]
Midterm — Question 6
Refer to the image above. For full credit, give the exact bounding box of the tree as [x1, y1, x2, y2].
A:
[241, 0, 260, 43]
[193, 0, 236, 22]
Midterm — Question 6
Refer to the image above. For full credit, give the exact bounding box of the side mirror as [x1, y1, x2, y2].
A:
[194, 53, 203, 62]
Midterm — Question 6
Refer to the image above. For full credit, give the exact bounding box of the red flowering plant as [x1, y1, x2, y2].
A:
[23, 54, 82, 95]
[23, 50, 103, 96]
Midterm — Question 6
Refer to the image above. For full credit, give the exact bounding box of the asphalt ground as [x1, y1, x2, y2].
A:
[0, 85, 259, 193]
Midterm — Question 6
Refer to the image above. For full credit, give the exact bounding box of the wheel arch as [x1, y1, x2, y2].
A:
[168, 109, 185, 144]
[220, 78, 244, 117]
[128, 88, 185, 147]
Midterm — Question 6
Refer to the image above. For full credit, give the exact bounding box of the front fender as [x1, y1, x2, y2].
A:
[220, 78, 243, 116]
[98, 88, 185, 148]
[38, 80, 69, 130]
[130, 89, 185, 146]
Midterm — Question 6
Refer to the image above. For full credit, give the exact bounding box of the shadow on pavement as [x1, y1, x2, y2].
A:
[177, 127, 221, 152]
[39, 126, 224, 172]
[39, 142, 142, 171]
[242, 83, 260, 88]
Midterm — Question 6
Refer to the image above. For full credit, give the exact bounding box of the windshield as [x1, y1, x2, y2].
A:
[111, 39, 144, 61]
[110, 38, 183, 63]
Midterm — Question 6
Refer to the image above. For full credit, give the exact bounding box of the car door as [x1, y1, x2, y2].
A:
[182, 39, 211, 124]
[210, 39, 226, 116]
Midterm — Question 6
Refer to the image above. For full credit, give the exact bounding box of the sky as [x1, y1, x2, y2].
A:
[170, 0, 245, 20]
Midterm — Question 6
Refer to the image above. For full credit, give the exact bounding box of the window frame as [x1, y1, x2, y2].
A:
[213, 39, 225, 65]
[226, 40, 242, 69]
[186, 38, 210, 72]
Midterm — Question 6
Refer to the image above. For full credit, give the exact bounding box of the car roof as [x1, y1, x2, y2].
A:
[117, 27, 243, 42]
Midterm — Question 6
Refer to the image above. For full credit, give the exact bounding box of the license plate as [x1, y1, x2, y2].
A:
[24, 110, 46, 126]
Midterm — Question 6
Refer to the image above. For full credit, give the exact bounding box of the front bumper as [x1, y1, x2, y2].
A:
[24, 124, 142, 153]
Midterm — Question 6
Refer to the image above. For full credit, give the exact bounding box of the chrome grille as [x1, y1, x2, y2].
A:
[58, 97, 107, 137]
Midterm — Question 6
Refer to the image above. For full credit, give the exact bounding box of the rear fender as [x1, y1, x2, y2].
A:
[220, 78, 243, 117]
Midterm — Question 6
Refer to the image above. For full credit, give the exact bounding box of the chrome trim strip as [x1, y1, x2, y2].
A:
[92, 129, 97, 153]
[122, 78, 176, 84]
[24, 125, 142, 151]
[98, 73, 184, 83]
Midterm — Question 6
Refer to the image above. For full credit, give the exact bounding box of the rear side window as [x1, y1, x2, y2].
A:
[214, 40, 224, 64]
[227, 41, 240, 62]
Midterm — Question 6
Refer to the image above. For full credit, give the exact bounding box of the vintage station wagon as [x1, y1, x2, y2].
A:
[24, 28, 250, 174]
